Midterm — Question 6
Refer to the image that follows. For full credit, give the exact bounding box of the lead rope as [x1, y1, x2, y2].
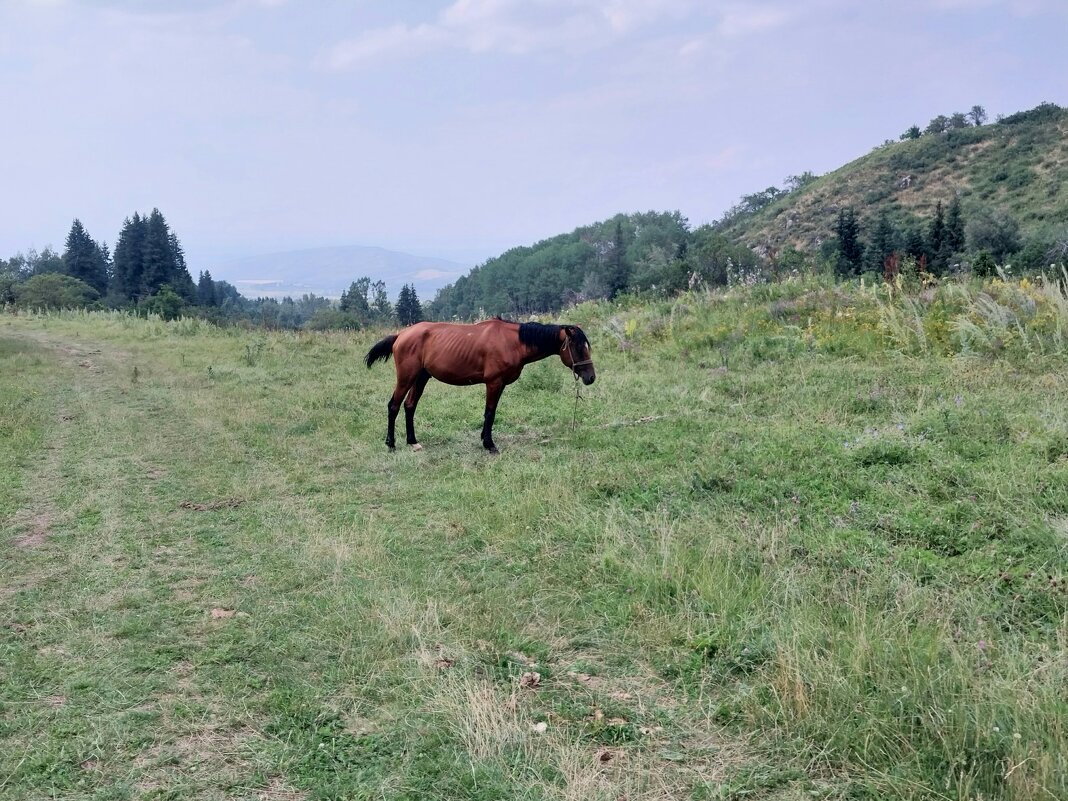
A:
[572, 366, 582, 433]
[564, 335, 584, 433]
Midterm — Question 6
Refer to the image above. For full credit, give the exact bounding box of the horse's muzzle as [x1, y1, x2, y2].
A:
[582, 374, 595, 386]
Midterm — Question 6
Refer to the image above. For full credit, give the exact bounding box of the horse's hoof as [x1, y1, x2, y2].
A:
[487, 446, 500, 455]
[411, 443, 423, 452]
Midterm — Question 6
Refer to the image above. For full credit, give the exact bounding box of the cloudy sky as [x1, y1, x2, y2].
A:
[2, 0, 1066, 276]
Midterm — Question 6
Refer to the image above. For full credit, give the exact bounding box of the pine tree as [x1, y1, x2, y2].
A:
[395, 284, 423, 326]
[371, 280, 392, 320]
[62, 219, 108, 294]
[141, 209, 178, 297]
[945, 196, 965, 253]
[111, 213, 147, 301]
[928, 202, 945, 254]
[607, 218, 629, 298]
[834, 208, 863, 276]
[928, 201, 947, 274]
[197, 270, 217, 306]
[99, 241, 112, 287]
[169, 232, 196, 301]
[904, 225, 927, 262]
[864, 211, 897, 273]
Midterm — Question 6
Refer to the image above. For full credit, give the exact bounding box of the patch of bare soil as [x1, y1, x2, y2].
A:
[258, 777, 308, 800]
[135, 724, 258, 796]
[12, 512, 53, 549]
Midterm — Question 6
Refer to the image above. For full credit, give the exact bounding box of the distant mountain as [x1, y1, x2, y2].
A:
[214, 245, 469, 300]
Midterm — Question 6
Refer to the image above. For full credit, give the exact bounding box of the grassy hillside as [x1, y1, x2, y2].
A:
[3, 276, 1068, 799]
[716, 103, 1068, 254]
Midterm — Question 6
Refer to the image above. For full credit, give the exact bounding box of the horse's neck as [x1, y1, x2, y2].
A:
[520, 341, 558, 366]
[513, 321, 562, 366]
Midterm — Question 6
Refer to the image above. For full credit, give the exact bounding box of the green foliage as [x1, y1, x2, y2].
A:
[396, 283, 423, 326]
[864, 210, 897, 273]
[371, 279, 392, 319]
[197, 270, 217, 306]
[966, 207, 1022, 261]
[925, 114, 950, 135]
[713, 102, 1068, 270]
[61, 219, 109, 294]
[999, 101, 1064, 125]
[109, 209, 195, 303]
[834, 207, 863, 276]
[973, 250, 997, 277]
[0, 266, 19, 305]
[339, 276, 371, 316]
[139, 284, 185, 321]
[14, 272, 99, 308]
[304, 308, 363, 330]
[430, 211, 690, 318]
[17, 247, 65, 276]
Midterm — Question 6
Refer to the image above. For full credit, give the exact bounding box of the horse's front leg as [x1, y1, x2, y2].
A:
[386, 378, 413, 450]
[481, 381, 505, 454]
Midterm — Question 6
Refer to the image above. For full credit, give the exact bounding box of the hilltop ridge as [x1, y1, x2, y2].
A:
[714, 102, 1068, 256]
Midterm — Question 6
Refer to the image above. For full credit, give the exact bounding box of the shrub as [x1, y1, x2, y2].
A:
[15, 273, 99, 309]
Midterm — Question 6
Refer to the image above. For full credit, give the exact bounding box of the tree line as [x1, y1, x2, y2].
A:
[429, 196, 1062, 319]
[429, 211, 763, 319]
[829, 196, 1039, 280]
[1, 212, 425, 329]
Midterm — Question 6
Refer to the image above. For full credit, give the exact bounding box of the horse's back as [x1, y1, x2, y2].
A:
[396, 320, 516, 385]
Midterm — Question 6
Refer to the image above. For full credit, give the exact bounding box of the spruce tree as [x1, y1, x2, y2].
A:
[945, 196, 965, 254]
[197, 270, 217, 306]
[928, 202, 945, 254]
[62, 219, 108, 294]
[169, 232, 197, 301]
[141, 209, 177, 297]
[396, 284, 423, 326]
[928, 201, 947, 274]
[607, 218, 629, 298]
[112, 213, 147, 301]
[904, 225, 927, 262]
[864, 211, 897, 273]
[834, 208, 863, 276]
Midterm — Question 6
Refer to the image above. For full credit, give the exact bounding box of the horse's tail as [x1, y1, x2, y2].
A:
[365, 334, 398, 368]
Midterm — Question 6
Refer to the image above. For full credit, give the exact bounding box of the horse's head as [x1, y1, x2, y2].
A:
[560, 325, 596, 385]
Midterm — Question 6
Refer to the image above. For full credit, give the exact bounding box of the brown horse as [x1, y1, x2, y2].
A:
[365, 319, 595, 453]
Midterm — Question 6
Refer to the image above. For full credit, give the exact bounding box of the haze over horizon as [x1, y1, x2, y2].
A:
[2, 0, 1067, 287]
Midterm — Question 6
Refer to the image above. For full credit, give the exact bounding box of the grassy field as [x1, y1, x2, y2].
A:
[2, 276, 1067, 800]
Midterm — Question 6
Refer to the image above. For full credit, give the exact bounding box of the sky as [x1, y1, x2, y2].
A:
[2, 0, 1066, 279]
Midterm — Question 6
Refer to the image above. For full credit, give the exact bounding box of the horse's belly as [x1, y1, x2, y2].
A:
[428, 365, 481, 386]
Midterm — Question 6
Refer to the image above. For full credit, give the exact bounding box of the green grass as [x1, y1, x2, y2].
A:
[2, 280, 1067, 800]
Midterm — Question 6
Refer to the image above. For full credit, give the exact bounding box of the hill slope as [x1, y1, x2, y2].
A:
[716, 102, 1068, 254]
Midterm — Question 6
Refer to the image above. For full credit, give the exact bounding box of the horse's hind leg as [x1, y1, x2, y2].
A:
[404, 369, 432, 448]
[386, 362, 420, 450]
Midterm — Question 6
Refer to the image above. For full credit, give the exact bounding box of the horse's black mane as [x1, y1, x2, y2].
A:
[516, 321, 588, 353]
